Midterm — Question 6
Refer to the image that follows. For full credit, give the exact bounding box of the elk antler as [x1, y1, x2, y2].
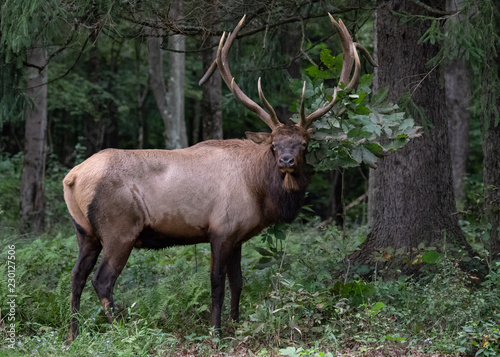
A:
[299, 13, 377, 129]
[199, 15, 282, 130]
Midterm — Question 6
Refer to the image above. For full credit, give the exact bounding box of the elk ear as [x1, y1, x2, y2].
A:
[245, 131, 273, 144]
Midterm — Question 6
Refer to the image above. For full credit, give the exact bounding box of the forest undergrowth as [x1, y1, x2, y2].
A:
[0, 155, 499, 357]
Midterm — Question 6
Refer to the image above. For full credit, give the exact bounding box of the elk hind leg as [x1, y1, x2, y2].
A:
[69, 223, 102, 341]
[91, 241, 134, 324]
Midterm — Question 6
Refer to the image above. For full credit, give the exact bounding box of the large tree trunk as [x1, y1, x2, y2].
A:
[445, 0, 470, 206]
[148, 33, 186, 148]
[165, 1, 187, 149]
[483, 47, 500, 260]
[484, 118, 500, 260]
[103, 41, 122, 150]
[147, 36, 170, 146]
[147, 5, 187, 150]
[201, 36, 223, 140]
[135, 39, 148, 149]
[84, 40, 103, 157]
[353, 0, 478, 275]
[20, 44, 48, 233]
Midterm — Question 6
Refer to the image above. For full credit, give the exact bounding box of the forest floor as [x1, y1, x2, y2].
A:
[0, 227, 497, 356]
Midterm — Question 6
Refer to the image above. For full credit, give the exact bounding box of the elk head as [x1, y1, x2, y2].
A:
[200, 14, 376, 191]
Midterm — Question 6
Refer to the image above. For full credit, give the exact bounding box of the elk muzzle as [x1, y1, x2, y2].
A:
[279, 154, 295, 173]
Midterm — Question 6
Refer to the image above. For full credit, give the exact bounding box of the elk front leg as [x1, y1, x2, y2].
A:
[209, 240, 231, 333]
[226, 244, 242, 322]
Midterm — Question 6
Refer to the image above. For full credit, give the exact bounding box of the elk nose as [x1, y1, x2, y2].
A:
[279, 155, 295, 167]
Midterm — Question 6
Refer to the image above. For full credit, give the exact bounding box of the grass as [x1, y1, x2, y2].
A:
[0, 226, 499, 356]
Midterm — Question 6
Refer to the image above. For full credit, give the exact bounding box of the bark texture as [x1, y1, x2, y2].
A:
[148, 17, 187, 150]
[84, 40, 104, 157]
[445, 0, 470, 205]
[165, 1, 187, 149]
[484, 119, 500, 260]
[353, 0, 478, 274]
[201, 36, 223, 140]
[483, 47, 500, 259]
[20, 44, 48, 233]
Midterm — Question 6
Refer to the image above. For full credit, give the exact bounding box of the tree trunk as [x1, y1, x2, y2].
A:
[135, 39, 148, 149]
[147, 36, 170, 146]
[327, 170, 343, 226]
[103, 40, 122, 150]
[147, 6, 187, 150]
[483, 46, 500, 260]
[484, 118, 500, 261]
[20, 44, 48, 233]
[353, 0, 478, 275]
[84, 38, 104, 157]
[165, 1, 187, 149]
[445, 0, 470, 206]
[201, 36, 223, 140]
[274, 22, 302, 124]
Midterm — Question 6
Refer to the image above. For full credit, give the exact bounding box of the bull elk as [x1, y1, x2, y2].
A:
[64, 13, 375, 341]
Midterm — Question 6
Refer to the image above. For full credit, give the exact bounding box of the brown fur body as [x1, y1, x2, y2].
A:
[65, 12, 368, 341]
[65, 126, 311, 340]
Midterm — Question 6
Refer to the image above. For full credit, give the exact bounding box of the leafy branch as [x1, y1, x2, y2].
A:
[290, 48, 422, 171]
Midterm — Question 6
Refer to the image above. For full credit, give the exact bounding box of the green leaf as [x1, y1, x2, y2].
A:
[383, 136, 408, 151]
[351, 147, 363, 163]
[360, 146, 378, 168]
[255, 247, 273, 257]
[370, 302, 385, 316]
[358, 74, 373, 93]
[356, 103, 372, 115]
[362, 123, 382, 137]
[289, 78, 305, 94]
[317, 270, 331, 281]
[363, 142, 386, 158]
[320, 49, 336, 68]
[347, 127, 363, 140]
[422, 250, 441, 264]
[371, 86, 389, 105]
[275, 229, 286, 241]
[399, 118, 415, 131]
[254, 257, 274, 270]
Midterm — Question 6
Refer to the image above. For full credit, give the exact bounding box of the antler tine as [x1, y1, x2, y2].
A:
[198, 58, 217, 86]
[345, 44, 361, 90]
[331, 17, 355, 88]
[355, 42, 378, 68]
[301, 13, 371, 129]
[213, 15, 281, 130]
[298, 81, 307, 128]
[258, 78, 280, 126]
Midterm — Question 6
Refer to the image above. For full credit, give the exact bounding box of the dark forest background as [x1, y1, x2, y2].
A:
[0, 0, 499, 355]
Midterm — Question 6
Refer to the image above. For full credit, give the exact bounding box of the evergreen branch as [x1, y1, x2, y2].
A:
[16, 36, 90, 91]
[22, 20, 79, 73]
[159, 10, 370, 54]
[411, 0, 455, 16]
[120, 6, 372, 41]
